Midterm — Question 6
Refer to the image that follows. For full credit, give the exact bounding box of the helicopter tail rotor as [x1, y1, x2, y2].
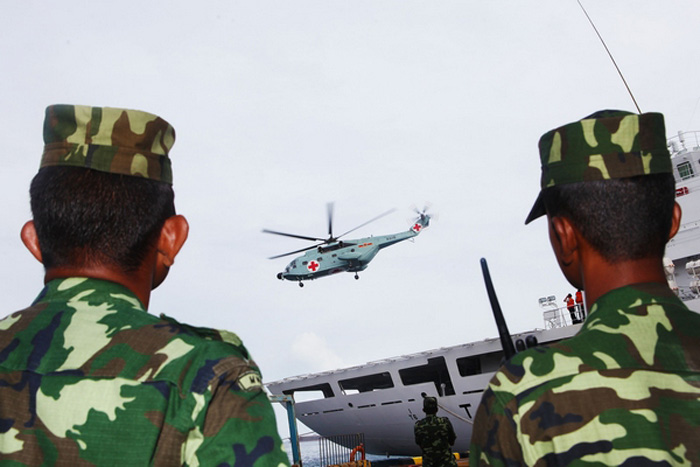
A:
[409, 203, 436, 231]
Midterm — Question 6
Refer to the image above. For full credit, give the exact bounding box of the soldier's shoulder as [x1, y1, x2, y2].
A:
[486, 341, 579, 402]
[0, 303, 42, 327]
[147, 315, 265, 394]
[415, 417, 430, 428]
[156, 313, 251, 359]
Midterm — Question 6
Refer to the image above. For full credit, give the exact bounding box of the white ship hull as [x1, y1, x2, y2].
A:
[268, 324, 581, 456]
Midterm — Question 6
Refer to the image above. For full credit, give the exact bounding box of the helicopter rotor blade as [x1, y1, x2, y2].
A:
[327, 202, 334, 240]
[412, 201, 433, 216]
[262, 229, 326, 242]
[268, 243, 325, 260]
[337, 208, 397, 239]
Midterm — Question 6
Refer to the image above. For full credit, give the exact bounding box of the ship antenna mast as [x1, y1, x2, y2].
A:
[576, 0, 642, 113]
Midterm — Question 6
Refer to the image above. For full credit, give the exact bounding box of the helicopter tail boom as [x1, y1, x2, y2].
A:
[410, 212, 431, 233]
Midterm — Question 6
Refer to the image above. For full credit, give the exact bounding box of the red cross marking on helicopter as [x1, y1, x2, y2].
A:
[412, 223, 422, 232]
[307, 261, 320, 272]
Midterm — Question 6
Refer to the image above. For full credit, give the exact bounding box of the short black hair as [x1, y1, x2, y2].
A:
[30, 166, 175, 272]
[542, 173, 676, 262]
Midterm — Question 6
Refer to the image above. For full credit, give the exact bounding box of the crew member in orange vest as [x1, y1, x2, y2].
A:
[564, 293, 579, 324]
[575, 289, 584, 321]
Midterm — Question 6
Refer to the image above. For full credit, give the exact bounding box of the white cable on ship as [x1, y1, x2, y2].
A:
[437, 402, 474, 425]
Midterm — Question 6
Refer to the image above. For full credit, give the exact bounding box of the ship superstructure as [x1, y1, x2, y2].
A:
[666, 130, 700, 312]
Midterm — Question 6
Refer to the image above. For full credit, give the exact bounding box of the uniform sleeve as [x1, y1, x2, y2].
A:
[469, 384, 525, 466]
[446, 418, 457, 446]
[182, 359, 290, 467]
[414, 421, 424, 448]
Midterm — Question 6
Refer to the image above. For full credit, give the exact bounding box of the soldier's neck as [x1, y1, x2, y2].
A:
[581, 255, 667, 308]
[44, 265, 153, 309]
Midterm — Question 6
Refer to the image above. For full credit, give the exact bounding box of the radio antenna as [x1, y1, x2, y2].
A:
[576, 0, 642, 113]
[480, 258, 516, 360]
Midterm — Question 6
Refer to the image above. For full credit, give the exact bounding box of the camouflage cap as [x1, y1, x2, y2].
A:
[423, 396, 438, 413]
[41, 104, 175, 184]
[525, 110, 672, 224]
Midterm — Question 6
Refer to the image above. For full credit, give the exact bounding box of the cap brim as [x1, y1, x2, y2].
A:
[525, 191, 545, 225]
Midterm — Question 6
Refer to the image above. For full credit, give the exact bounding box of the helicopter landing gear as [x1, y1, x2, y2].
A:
[354, 273, 359, 280]
[298, 282, 304, 288]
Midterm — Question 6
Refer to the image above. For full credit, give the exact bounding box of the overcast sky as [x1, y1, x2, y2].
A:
[2, 0, 700, 437]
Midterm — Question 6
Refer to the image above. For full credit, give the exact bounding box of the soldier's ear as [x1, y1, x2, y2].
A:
[669, 202, 682, 240]
[152, 215, 189, 289]
[157, 215, 189, 267]
[548, 215, 578, 265]
[20, 221, 43, 264]
[548, 215, 586, 289]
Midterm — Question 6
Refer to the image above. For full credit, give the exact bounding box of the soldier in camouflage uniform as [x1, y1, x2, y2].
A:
[414, 396, 458, 467]
[470, 110, 700, 465]
[0, 105, 290, 466]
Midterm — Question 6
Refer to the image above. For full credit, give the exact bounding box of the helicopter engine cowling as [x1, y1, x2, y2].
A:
[339, 245, 380, 271]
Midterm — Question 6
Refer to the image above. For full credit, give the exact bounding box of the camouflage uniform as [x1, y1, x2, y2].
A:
[0, 278, 290, 466]
[414, 398, 457, 467]
[470, 282, 700, 465]
[0, 105, 290, 465]
[470, 111, 700, 465]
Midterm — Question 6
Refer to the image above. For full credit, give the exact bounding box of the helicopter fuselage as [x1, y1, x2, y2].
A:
[277, 224, 424, 284]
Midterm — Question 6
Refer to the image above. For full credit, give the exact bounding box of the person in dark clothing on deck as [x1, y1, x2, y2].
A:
[414, 396, 458, 467]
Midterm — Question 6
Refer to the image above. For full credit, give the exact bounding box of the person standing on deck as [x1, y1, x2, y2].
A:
[564, 293, 578, 324]
[414, 396, 458, 467]
[575, 288, 584, 320]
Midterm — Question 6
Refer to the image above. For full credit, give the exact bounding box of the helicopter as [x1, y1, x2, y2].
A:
[263, 203, 432, 287]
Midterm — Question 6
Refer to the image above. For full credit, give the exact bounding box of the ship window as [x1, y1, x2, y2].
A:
[456, 356, 481, 376]
[480, 350, 505, 373]
[399, 357, 455, 396]
[339, 372, 394, 395]
[283, 382, 334, 400]
[678, 161, 694, 180]
[456, 350, 503, 376]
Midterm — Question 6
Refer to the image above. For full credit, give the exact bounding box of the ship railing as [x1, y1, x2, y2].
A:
[319, 433, 366, 467]
[668, 130, 700, 157]
[677, 285, 700, 300]
[543, 304, 585, 329]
